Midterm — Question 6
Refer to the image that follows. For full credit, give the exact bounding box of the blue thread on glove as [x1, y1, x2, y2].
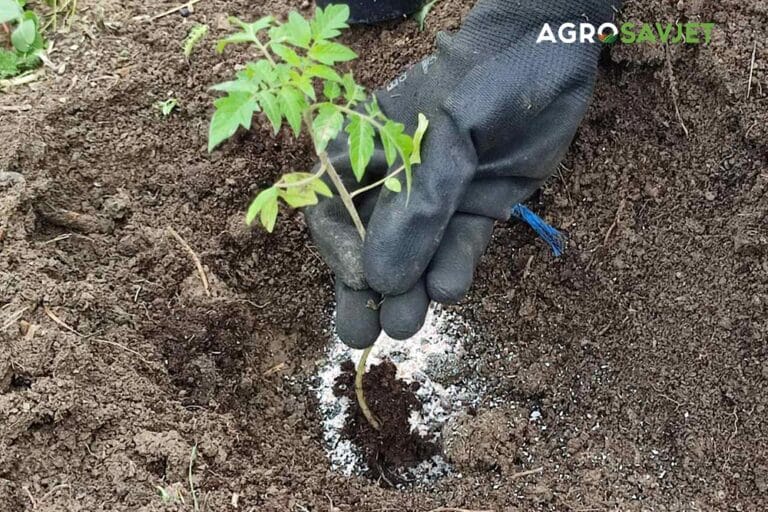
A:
[511, 204, 567, 257]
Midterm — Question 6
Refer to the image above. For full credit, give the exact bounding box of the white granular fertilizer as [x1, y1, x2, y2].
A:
[314, 305, 477, 482]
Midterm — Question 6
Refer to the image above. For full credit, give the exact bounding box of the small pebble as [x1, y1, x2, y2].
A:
[180, 7, 190, 17]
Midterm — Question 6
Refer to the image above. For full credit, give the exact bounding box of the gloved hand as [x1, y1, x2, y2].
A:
[306, 0, 619, 349]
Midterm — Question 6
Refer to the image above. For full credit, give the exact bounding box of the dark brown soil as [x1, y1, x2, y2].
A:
[1, 0, 767, 511]
[333, 359, 439, 486]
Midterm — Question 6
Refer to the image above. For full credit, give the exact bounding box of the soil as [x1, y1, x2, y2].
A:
[0, 0, 766, 511]
[333, 359, 439, 486]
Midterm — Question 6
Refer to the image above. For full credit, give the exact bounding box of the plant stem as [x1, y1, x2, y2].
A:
[355, 346, 381, 430]
[275, 164, 327, 190]
[306, 114, 380, 431]
[349, 163, 405, 199]
[254, 38, 276, 66]
[333, 104, 386, 132]
[320, 152, 366, 239]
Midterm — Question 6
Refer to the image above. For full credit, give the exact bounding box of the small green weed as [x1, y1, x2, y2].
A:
[183, 23, 208, 58]
[156, 98, 179, 117]
[0, 0, 45, 78]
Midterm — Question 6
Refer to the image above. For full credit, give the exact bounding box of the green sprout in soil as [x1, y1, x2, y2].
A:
[183, 23, 208, 59]
[0, 0, 45, 79]
[208, 4, 429, 430]
[156, 97, 179, 117]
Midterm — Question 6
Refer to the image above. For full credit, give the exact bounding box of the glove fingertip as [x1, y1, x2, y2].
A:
[425, 275, 471, 305]
[363, 250, 422, 296]
[380, 280, 430, 341]
[335, 282, 382, 349]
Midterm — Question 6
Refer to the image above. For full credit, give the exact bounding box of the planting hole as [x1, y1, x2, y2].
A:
[315, 306, 480, 487]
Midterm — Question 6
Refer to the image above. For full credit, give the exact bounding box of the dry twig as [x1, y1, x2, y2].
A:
[665, 46, 689, 138]
[0, 104, 32, 112]
[43, 305, 153, 366]
[2, 306, 29, 332]
[166, 227, 211, 297]
[150, 0, 203, 21]
[509, 466, 545, 480]
[747, 41, 757, 99]
[603, 199, 627, 246]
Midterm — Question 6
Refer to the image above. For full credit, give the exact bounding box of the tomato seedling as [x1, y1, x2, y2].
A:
[208, 4, 428, 430]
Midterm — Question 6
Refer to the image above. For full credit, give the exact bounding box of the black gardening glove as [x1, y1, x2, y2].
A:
[306, 0, 619, 349]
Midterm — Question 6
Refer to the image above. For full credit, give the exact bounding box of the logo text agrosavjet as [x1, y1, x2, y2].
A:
[537, 22, 716, 45]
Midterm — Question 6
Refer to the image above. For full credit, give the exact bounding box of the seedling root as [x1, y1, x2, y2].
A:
[355, 346, 381, 430]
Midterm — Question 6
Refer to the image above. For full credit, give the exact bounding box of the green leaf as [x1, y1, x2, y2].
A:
[0, 47, 39, 79]
[345, 115, 375, 182]
[156, 98, 178, 117]
[208, 93, 260, 152]
[271, 43, 302, 66]
[274, 63, 293, 84]
[210, 79, 260, 94]
[251, 59, 278, 84]
[278, 86, 306, 137]
[311, 4, 350, 41]
[246, 187, 278, 225]
[365, 96, 382, 118]
[217, 15, 274, 53]
[379, 120, 405, 167]
[312, 104, 344, 152]
[0, 50, 18, 79]
[341, 72, 366, 103]
[11, 18, 36, 53]
[231, 15, 274, 33]
[414, 0, 439, 31]
[309, 178, 333, 198]
[410, 113, 430, 165]
[278, 173, 324, 208]
[216, 33, 254, 53]
[308, 41, 357, 65]
[258, 91, 282, 134]
[260, 195, 279, 232]
[289, 70, 316, 101]
[323, 80, 341, 101]
[306, 64, 342, 83]
[281, 11, 312, 48]
[210, 61, 273, 94]
[279, 173, 333, 199]
[0, 0, 23, 24]
[280, 188, 318, 208]
[384, 178, 402, 193]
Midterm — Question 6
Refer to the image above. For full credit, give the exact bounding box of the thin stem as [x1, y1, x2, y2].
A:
[355, 347, 381, 430]
[349, 164, 405, 199]
[321, 153, 366, 239]
[188, 446, 199, 511]
[254, 38, 276, 66]
[275, 164, 327, 190]
[304, 112, 379, 431]
[333, 104, 386, 132]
